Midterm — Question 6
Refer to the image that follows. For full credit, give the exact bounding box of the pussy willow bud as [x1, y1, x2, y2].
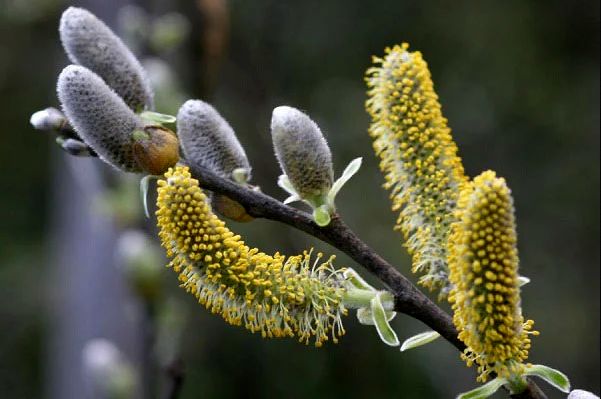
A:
[60, 7, 153, 112]
[448, 171, 537, 383]
[366, 43, 468, 296]
[30, 107, 68, 131]
[568, 390, 600, 399]
[177, 100, 253, 222]
[177, 100, 251, 181]
[271, 106, 334, 202]
[56, 137, 93, 157]
[57, 65, 178, 174]
[57, 65, 143, 171]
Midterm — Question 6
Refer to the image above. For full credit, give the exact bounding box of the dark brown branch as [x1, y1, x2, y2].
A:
[163, 358, 185, 399]
[189, 163, 547, 399]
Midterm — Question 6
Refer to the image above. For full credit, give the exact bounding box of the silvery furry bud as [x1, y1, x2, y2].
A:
[30, 107, 68, 131]
[177, 100, 251, 181]
[177, 100, 253, 222]
[60, 7, 153, 112]
[271, 106, 333, 200]
[56, 137, 93, 157]
[57, 65, 145, 172]
[568, 390, 600, 399]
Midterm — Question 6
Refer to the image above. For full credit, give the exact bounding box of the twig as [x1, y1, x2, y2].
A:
[163, 357, 185, 399]
[188, 163, 548, 399]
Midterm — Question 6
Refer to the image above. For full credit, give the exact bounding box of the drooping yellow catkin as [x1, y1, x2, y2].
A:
[156, 166, 347, 346]
[365, 43, 468, 296]
[448, 171, 538, 382]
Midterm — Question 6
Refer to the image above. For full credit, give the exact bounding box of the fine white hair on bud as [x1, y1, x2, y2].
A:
[57, 65, 144, 172]
[568, 390, 600, 399]
[59, 7, 153, 112]
[271, 106, 334, 200]
[177, 100, 251, 181]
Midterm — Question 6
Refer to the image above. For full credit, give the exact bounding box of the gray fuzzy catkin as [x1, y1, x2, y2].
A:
[57, 65, 144, 172]
[177, 100, 251, 180]
[60, 7, 153, 112]
[271, 106, 334, 199]
[568, 391, 600, 399]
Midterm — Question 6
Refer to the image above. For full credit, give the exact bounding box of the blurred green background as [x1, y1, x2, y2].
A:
[0, 0, 598, 398]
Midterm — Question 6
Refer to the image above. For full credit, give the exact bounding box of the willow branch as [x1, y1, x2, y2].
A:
[163, 357, 185, 399]
[187, 164, 547, 399]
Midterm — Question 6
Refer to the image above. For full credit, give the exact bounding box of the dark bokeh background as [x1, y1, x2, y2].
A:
[0, 0, 598, 398]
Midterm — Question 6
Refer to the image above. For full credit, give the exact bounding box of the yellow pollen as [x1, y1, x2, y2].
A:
[156, 166, 347, 346]
[448, 170, 537, 382]
[365, 43, 468, 296]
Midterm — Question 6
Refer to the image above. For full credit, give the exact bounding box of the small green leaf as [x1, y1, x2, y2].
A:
[343, 268, 376, 291]
[132, 129, 150, 141]
[456, 377, 508, 399]
[327, 157, 362, 206]
[313, 205, 331, 226]
[140, 175, 154, 218]
[400, 330, 441, 352]
[518, 276, 530, 287]
[524, 364, 571, 393]
[370, 292, 399, 346]
[356, 307, 396, 325]
[140, 111, 177, 125]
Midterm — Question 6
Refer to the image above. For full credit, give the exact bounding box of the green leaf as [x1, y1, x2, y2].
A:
[313, 205, 331, 227]
[140, 111, 177, 125]
[327, 157, 362, 206]
[343, 268, 376, 291]
[400, 330, 441, 352]
[356, 307, 396, 326]
[524, 364, 571, 393]
[518, 276, 530, 287]
[370, 292, 399, 346]
[140, 175, 154, 218]
[456, 377, 508, 399]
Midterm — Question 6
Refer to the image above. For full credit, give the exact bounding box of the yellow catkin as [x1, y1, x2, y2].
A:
[448, 171, 538, 382]
[156, 166, 348, 346]
[365, 43, 468, 296]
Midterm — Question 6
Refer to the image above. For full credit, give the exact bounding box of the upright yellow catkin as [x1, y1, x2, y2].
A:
[366, 43, 468, 295]
[156, 166, 347, 346]
[448, 171, 537, 382]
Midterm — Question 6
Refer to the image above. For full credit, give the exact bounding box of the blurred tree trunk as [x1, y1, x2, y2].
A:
[46, 2, 142, 398]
